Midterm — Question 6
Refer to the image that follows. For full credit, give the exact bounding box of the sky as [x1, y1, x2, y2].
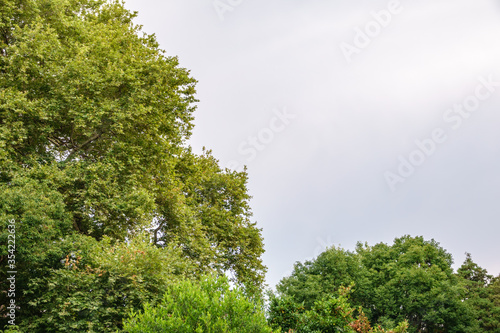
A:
[124, 0, 500, 289]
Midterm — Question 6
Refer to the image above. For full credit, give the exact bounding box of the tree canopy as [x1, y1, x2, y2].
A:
[0, 0, 266, 330]
[1, 1, 499, 332]
[270, 236, 477, 333]
[457, 253, 500, 332]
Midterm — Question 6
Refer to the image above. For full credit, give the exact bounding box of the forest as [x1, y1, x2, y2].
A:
[1, 1, 499, 332]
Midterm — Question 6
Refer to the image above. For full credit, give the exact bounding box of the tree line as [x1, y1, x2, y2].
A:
[0, 1, 499, 332]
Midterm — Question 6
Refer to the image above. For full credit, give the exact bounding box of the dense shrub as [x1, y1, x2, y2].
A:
[124, 274, 275, 333]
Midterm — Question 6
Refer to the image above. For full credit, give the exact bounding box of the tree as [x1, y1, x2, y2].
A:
[0, 0, 266, 330]
[153, 149, 266, 297]
[267, 293, 306, 331]
[123, 274, 275, 333]
[356, 236, 473, 333]
[275, 246, 362, 309]
[270, 236, 475, 333]
[457, 254, 500, 332]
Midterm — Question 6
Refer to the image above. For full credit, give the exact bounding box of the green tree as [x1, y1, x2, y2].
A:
[457, 253, 500, 332]
[271, 236, 474, 333]
[123, 274, 275, 333]
[154, 149, 266, 297]
[275, 246, 361, 309]
[267, 293, 306, 331]
[0, 0, 266, 330]
[356, 236, 473, 333]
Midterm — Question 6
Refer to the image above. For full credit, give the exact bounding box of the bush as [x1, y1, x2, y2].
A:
[123, 274, 275, 333]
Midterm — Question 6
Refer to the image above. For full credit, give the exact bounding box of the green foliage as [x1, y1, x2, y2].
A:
[1, 0, 267, 329]
[18, 233, 195, 332]
[0, 173, 75, 326]
[123, 274, 275, 333]
[1, 0, 196, 168]
[457, 254, 500, 332]
[271, 236, 473, 333]
[267, 293, 306, 331]
[268, 285, 408, 333]
[356, 236, 472, 333]
[155, 149, 267, 298]
[276, 246, 361, 309]
[297, 288, 358, 333]
[0, 0, 194, 239]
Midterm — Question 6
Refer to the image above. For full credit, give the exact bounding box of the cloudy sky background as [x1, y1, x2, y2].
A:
[125, 0, 500, 289]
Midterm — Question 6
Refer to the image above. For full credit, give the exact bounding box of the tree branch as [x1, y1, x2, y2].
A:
[65, 131, 102, 161]
[153, 224, 162, 245]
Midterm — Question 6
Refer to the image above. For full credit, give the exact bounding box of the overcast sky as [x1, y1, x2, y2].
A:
[124, 0, 500, 289]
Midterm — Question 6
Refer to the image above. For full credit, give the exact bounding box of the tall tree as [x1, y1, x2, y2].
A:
[0, 0, 266, 330]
